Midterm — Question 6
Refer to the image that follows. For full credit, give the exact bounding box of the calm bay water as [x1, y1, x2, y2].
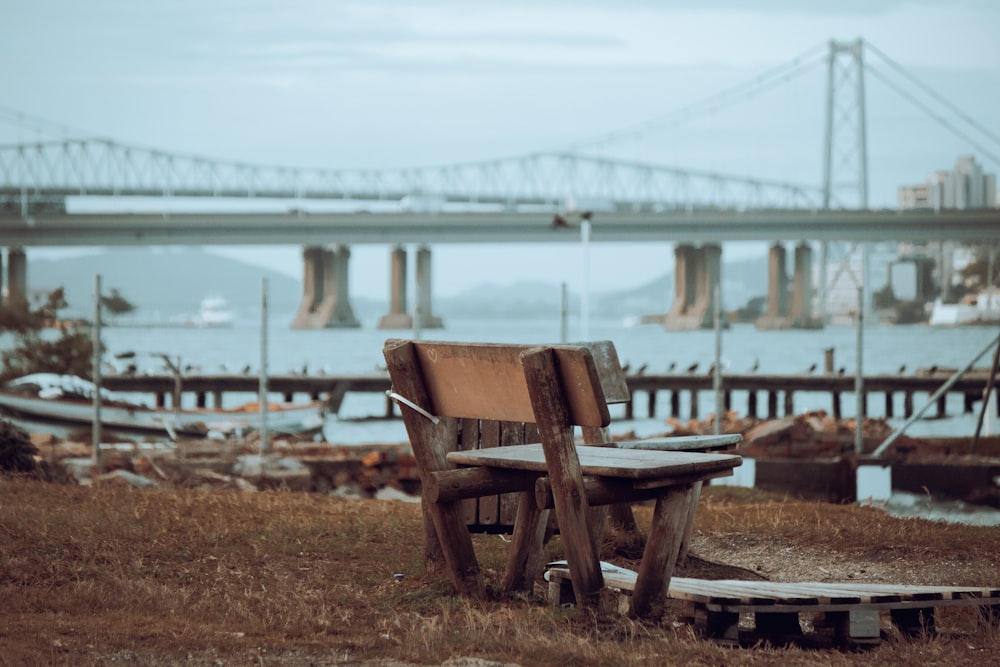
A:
[88, 315, 1000, 444]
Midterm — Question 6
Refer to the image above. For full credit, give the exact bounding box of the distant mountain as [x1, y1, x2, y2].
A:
[29, 247, 767, 323]
[436, 255, 767, 319]
[31, 248, 312, 321]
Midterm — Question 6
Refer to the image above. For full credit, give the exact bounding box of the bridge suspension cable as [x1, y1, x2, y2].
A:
[863, 41, 1000, 168]
[558, 41, 829, 153]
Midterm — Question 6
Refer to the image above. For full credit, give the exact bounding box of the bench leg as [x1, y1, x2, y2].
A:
[424, 495, 487, 599]
[503, 491, 550, 593]
[630, 483, 693, 620]
[676, 480, 703, 564]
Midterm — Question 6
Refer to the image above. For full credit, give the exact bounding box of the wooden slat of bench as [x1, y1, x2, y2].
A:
[406, 341, 612, 427]
[448, 443, 741, 480]
[613, 434, 742, 451]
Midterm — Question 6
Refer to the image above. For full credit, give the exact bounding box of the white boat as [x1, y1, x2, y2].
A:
[928, 289, 1000, 326]
[188, 296, 234, 328]
[0, 374, 325, 439]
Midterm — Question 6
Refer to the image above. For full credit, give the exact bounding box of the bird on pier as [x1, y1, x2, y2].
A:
[686, 362, 699, 373]
[240, 364, 252, 374]
[552, 214, 573, 229]
[301, 363, 309, 376]
[805, 363, 818, 374]
[621, 362, 631, 374]
[837, 366, 846, 376]
[635, 363, 648, 376]
[666, 361, 677, 372]
[749, 358, 760, 373]
[898, 364, 907, 375]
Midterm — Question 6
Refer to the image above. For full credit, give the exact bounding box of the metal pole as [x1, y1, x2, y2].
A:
[92, 273, 102, 473]
[559, 282, 568, 344]
[854, 287, 864, 454]
[580, 219, 591, 341]
[873, 332, 1000, 457]
[972, 329, 1000, 453]
[259, 276, 269, 455]
[713, 284, 723, 435]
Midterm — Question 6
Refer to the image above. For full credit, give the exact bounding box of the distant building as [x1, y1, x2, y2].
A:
[896, 156, 996, 302]
[898, 155, 997, 210]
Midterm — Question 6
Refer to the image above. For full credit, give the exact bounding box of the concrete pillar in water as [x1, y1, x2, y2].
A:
[414, 245, 443, 329]
[378, 245, 413, 329]
[5, 247, 27, 307]
[667, 244, 695, 321]
[767, 243, 788, 318]
[664, 244, 717, 330]
[290, 245, 360, 329]
[790, 242, 819, 328]
[328, 245, 360, 328]
[756, 243, 788, 330]
[703, 243, 722, 328]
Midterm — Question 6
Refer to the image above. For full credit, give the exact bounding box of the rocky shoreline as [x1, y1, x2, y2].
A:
[18, 410, 1000, 510]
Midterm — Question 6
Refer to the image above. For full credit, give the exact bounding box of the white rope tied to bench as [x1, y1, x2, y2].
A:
[386, 390, 440, 424]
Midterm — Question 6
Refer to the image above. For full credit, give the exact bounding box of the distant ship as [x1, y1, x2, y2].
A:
[928, 289, 1000, 327]
[188, 296, 234, 328]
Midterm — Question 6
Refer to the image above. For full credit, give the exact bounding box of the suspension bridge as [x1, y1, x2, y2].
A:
[0, 38, 997, 329]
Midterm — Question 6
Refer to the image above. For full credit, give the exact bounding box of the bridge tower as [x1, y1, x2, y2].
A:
[819, 38, 871, 323]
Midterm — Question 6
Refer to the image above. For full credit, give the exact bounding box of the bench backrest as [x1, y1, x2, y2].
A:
[383, 339, 628, 427]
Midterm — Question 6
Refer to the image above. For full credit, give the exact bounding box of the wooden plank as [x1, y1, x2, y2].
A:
[499, 421, 526, 526]
[398, 340, 611, 427]
[631, 484, 694, 619]
[448, 443, 741, 480]
[613, 434, 742, 451]
[382, 339, 485, 599]
[534, 469, 736, 509]
[477, 420, 501, 525]
[458, 418, 479, 525]
[521, 347, 604, 607]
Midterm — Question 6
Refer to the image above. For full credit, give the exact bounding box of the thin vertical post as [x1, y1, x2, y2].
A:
[854, 287, 864, 454]
[972, 331, 1000, 453]
[580, 219, 591, 341]
[259, 276, 269, 455]
[92, 274, 102, 472]
[713, 284, 723, 435]
[559, 282, 568, 344]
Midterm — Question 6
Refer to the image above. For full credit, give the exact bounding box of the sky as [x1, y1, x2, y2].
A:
[3, 0, 999, 299]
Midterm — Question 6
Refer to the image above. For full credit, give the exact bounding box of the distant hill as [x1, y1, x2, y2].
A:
[29, 247, 767, 322]
[31, 248, 309, 321]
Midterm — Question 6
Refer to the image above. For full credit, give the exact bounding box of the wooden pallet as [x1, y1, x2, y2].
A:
[546, 565, 1000, 648]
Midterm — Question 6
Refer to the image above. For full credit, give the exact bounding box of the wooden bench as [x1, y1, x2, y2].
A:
[383, 338, 742, 618]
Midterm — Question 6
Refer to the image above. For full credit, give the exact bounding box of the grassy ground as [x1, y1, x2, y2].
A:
[2, 478, 999, 666]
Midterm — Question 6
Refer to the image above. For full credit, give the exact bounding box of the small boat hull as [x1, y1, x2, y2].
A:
[0, 374, 325, 439]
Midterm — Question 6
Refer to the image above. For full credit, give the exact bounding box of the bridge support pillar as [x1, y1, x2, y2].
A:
[790, 242, 819, 328]
[415, 245, 443, 329]
[378, 245, 444, 330]
[291, 245, 360, 329]
[757, 242, 821, 330]
[379, 245, 412, 329]
[662, 243, 720, 330]
[4, 247, 27, 308]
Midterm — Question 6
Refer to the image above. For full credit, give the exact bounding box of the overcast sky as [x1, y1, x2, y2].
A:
[4, 0, 999, 298]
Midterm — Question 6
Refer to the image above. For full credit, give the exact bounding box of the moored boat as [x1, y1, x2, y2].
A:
[0, 374, 325, 439]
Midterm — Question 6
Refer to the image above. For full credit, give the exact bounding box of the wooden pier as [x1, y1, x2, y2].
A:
[101, 368, 996, 422]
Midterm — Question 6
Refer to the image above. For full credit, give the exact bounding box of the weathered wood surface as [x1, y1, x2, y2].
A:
[448, 443, 741, 480]
[547, 566, 1000, 646]
[384, 337, 741, 618]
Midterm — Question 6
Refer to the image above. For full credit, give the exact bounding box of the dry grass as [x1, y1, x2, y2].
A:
[2, 479, 999, 666]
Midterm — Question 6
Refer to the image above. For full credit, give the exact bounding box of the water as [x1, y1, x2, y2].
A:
[83, 316, 1000, 444]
